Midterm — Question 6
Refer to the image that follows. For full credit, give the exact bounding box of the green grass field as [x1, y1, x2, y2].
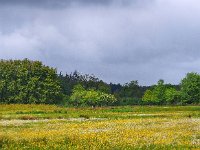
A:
[0, 104, 200, 149]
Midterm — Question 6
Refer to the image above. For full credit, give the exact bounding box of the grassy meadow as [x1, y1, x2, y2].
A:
[0, 104, 199, 149]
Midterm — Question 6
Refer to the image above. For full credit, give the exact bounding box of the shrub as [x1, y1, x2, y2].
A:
[69, 84, 116, 106]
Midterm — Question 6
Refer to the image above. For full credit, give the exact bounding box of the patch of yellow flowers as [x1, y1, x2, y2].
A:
[0, 117, 199, 149]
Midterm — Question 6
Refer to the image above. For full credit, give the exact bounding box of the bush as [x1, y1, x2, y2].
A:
[69, 84, 116, 106]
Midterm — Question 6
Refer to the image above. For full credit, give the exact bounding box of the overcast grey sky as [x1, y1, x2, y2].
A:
[0, 0, 200, 85]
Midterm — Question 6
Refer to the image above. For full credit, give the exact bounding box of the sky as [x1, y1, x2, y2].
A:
[0, 0, 200, 85]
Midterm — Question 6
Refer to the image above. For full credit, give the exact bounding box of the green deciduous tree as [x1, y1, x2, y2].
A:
[142, 79, 181, 105]
[180, 72, 200, 104]
[0, 59, 63, 104]
[142, 89, 158, 104]
[142, 79, 166, 104]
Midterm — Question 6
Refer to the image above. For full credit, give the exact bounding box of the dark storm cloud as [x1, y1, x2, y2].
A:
[0, 0, 111, 8]
[0, 0, 147, 8]
[0, 0, 200, 85]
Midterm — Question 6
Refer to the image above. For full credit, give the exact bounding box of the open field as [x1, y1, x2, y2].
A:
[0, 105, 200, 149]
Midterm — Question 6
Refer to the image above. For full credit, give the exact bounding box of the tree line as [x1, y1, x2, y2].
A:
[0, 59, 199, 106]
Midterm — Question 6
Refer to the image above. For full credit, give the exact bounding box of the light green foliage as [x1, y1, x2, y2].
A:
[0, 59, 63, 104]
[69, 84, 86, 106]
[142, 80, 166, 104]
[142, 73, 200, 105]
[70, 84, 116, 106]
[153, 79, 166, 102]
[142, 80, 181, 104]
[164, 88, 181, 104]
[142, 89, 157, 103]
[181, 72, 200, 104]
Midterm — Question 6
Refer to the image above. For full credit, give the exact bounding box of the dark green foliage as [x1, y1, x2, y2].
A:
[115, 97, 142, 106]
[109, 81, 149, 106]
[112, 81, 148, 99]
[0, 59, 63, 104]
[58, 71, 111, 96]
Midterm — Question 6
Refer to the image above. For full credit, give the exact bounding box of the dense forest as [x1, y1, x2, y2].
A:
[0, 59, 199, 106]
